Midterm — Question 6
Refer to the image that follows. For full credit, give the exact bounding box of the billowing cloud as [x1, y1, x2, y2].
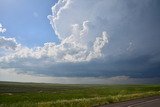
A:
[0, 23, 6, 33]
[0, 0, 160, 84]
[0, 31, 108, 62]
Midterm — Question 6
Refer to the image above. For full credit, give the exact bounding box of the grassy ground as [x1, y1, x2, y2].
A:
[0, 81, 160, 107]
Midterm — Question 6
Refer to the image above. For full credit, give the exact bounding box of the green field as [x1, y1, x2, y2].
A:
[0, 82, 160, 107]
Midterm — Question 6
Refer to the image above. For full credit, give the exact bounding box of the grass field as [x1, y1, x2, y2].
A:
[0, 81, 160, 107]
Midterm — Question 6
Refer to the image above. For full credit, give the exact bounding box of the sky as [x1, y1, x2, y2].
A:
[0, 0, 58, 47]
[0, 0, 160, 84]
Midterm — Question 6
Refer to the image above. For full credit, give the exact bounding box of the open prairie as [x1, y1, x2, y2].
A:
[0, 82, 160, 107]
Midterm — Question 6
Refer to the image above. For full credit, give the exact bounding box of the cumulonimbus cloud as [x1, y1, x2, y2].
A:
[0, 0, 160, 83]
[0, 0, 110, 81]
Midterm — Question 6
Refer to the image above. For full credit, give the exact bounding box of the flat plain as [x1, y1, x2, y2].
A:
[0, 81, 160, 107]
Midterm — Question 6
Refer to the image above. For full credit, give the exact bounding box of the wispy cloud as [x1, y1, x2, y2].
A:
[0, 23, 6, 33]
[33, 12, 39, 18]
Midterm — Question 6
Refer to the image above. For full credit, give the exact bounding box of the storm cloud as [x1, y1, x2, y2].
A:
[0, 0, 160, 83]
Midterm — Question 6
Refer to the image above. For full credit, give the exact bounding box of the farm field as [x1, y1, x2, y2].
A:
[0, 81, 160, 107]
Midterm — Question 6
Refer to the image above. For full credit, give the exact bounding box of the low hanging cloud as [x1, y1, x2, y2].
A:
[1, 68, 160, 84]
[0, 0, 160, 83]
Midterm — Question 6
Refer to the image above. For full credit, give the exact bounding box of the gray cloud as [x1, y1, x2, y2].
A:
[1, 68, 160, 84]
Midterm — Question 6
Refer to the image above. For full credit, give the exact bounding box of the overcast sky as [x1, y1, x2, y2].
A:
[0, 0, 160, 84]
